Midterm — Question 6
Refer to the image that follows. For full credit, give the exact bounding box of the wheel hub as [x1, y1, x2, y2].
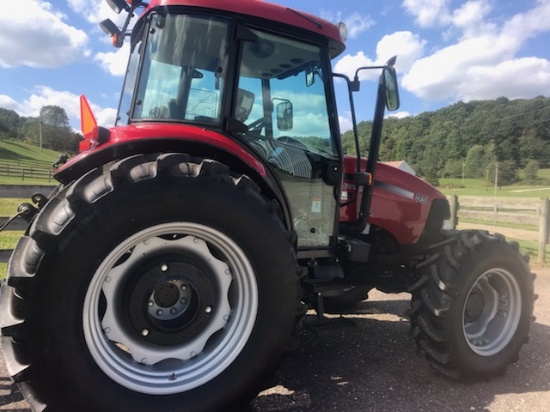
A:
[154, 282, 181, 308]
[127, 260, 216, 346]
[464, 289, 484, 322]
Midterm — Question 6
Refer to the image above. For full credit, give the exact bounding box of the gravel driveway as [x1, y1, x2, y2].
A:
[2, 267, 549, 412]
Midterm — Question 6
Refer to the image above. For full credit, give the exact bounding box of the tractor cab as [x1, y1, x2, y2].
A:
[99, 0, 400, 253]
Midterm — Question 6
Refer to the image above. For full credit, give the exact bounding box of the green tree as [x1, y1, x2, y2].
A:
[39, 105, 75, 152]
[0, 108, 21, 139]
[523, 160, 539, 184]
[464, 145, 488, 178]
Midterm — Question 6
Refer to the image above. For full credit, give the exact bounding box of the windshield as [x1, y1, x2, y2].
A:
[122, 14, 230, 124]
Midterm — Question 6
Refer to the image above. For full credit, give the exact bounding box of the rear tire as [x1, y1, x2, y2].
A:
[409, 230, 535, 381]
[1, 154, 299, 411]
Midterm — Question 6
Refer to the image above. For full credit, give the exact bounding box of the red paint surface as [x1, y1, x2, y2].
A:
[340, 156, 447, 244]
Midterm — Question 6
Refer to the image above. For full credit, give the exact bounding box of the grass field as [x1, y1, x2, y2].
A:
[439, 175, 550, 198]
[0, 140, 59, 184]
[0, 140, 59, 164]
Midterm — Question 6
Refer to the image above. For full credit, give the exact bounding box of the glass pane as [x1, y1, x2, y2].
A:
[117, 40, 142, 125]
[235, 29, 338, 248]
[131, 14, 230, 123]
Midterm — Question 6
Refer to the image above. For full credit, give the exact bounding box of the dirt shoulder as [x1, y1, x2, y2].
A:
[457, 221, 540, 242]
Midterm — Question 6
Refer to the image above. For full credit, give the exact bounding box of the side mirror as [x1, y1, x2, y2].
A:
[277, 101, 293, 131]
[382, 67, 400, 111]
[306, 67, 315, 87]
[235, 89, 255, 122]
[106, 0, 130, 14]
[100, 19, 123, 48]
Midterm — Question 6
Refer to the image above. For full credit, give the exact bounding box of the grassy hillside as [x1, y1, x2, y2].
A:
[0, 140, 59, 163]
[439, 173, 550, 198]
[0, 140, 60, 184]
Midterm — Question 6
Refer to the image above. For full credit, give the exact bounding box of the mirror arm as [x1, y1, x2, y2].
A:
[355, 78, 386, 229]
[333, 73, 361, 173]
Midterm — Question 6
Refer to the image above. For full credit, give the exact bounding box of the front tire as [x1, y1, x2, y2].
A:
[1, 154, 299, 411]
[409, 231, 535, 381]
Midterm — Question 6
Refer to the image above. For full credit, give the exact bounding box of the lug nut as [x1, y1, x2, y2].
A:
[205, 306, 212, 314]
[141, 329, 149, 337]
[160, 264, 168, 272]
[157, 309, 163, 316]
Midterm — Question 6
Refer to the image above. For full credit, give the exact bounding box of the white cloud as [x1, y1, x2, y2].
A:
[3, 87, 116, 128]
[376, 32, 426, 73]
[459, 58, 550, 101]
[333, 51, 376, 81]
[321, 10, 375, 39]
[452, 0, 492, 31]
[386, 111, 411, 119]
[338, 114, 354, 133]
[402, 0, 550, 103]
[67, 0, 127, 25]
[344, 13, 376, 39]
[0, 95, 19, 111]
[334, 31, 425, 81]
[0, 0, 90, 68]
[94, 107, 118, 128]
[94, 44, 131, 76]
[402, 0, 451, 28]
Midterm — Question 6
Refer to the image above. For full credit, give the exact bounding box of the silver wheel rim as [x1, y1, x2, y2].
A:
[463, 268, 522, 356]
[83, 223, 258, 395]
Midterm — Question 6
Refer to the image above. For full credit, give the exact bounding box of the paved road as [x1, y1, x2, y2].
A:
[2, 268, 549, 411]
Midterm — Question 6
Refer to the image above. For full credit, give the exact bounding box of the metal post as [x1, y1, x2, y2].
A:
[39, 117, 43, 152]
[450, 195, 459, 229]
[494, 162, 498, 198]
[539, 198, 549, 264]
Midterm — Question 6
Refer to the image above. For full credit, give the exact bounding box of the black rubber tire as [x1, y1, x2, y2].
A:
[408, 230, 535, 381]
[0, 153, 299, 412]
[323, 285, 372, 312]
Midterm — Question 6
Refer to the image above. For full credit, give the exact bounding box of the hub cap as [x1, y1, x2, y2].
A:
[463, 268, 522, 356]
[83, 223, 258, 394]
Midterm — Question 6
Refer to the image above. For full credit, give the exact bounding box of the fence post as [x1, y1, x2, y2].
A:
[450, 195, 459, 229]
[539, 198, 549, 264]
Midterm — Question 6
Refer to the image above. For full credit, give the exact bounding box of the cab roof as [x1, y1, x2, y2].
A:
[144, 0, 346, 58]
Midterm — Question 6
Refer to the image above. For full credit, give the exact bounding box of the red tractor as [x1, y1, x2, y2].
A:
[1, 0, 535, 411]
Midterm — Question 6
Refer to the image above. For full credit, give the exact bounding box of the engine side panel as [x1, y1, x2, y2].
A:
[340, 156, 447, 244]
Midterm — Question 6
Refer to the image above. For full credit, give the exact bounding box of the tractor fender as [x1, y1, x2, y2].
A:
[54, 124, 292, 230]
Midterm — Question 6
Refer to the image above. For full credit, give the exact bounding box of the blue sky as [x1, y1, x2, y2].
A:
[1, 0, 549, 132]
